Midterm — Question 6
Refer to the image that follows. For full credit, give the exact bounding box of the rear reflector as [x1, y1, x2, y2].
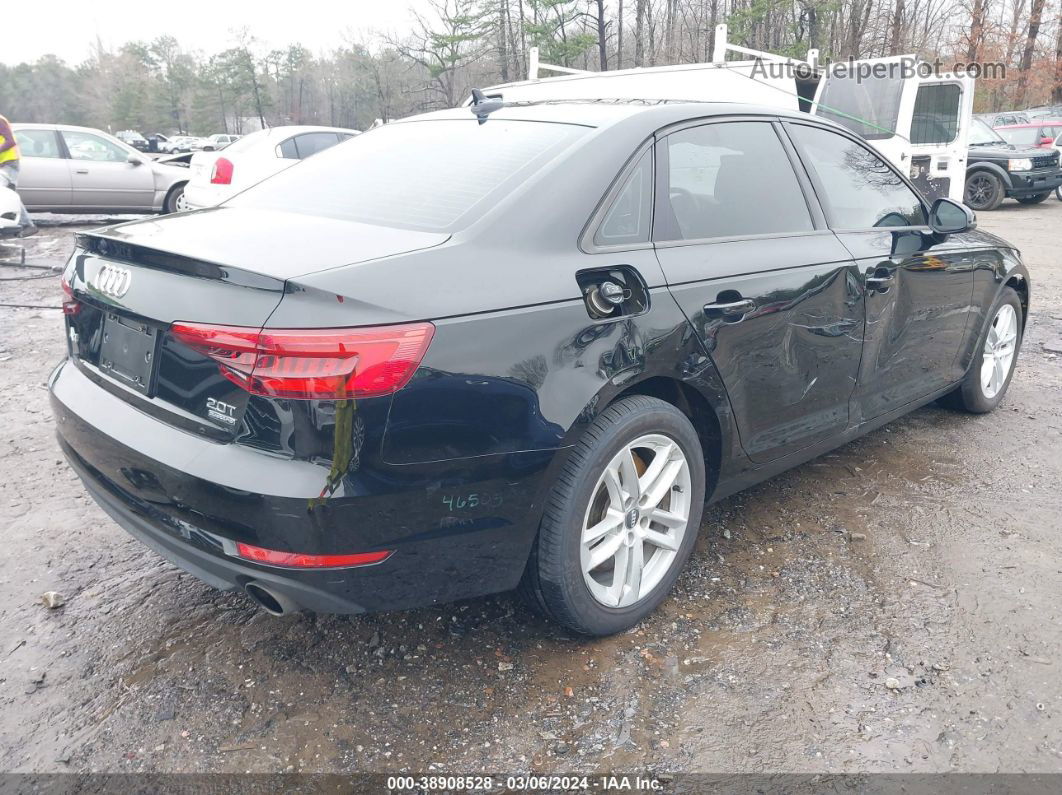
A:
[235, 542, 393, 569]
[170, 321, 434, 399]
[210, 157, 233, 185]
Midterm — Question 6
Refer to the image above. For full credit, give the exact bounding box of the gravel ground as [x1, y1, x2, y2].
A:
[1, 202, 1061, 776]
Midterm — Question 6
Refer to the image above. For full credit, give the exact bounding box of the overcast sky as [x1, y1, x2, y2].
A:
[6, 0, 431, 66]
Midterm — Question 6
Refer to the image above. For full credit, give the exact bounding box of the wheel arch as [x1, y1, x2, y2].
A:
[1004, 272, 1030, 329]
[966, 162, 1014, 191]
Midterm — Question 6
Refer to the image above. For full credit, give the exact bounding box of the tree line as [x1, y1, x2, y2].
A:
[2, 0, 1061, 136]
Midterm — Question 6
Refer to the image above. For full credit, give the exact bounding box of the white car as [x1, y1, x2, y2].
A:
[182, 126, 357, 209]
[205, 133, 240, 150]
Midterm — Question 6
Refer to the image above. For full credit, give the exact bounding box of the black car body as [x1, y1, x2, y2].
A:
[51, 102, 1030, 634]
[965, 118, 1062, 210]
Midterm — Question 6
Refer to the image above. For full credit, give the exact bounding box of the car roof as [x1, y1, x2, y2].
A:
[11, 122, 118, 133]
[996, 122, 1062, 128]
[396, 100, 818, 129]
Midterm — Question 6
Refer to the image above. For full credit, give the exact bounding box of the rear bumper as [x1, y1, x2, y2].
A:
[181, 183, 230, 209]
[50, 359, 553, 614]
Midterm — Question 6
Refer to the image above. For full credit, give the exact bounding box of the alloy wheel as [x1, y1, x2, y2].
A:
[965, 174, 996, 209]
[580, 434, 692, 608]
[981, 303, 1018, 399]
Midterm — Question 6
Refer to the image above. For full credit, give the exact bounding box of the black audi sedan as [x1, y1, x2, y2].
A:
[51, 101, 1029, 636]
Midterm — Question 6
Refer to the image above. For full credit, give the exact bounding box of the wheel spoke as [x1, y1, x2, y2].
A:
[618, 449, 641, 506]
[606, 544, 630, 605]
[622, 539, 644, 604]
[993, 358, 1005, 392]
[583, 508, 624, 546]
[649, 507, 686, 529]
[640, 457, 684, 510]
[981, 357, 994, 391]
[587, 530, 624, 571]
[644, 527, 680, 551]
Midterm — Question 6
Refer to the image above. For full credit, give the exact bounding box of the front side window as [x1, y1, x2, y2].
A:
[231, 119, 588, 232]
[969, 118, 1004, 146]
[62, 131, 129, 163]
[657, 121, 813, 242]
[594, 151, 652, 247]
[14, 129, 61, 158]
[911, 84, 961, 144]
[788, 124, 926, 230]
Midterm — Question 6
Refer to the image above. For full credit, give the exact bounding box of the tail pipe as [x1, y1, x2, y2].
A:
[244, 581, 299, 616]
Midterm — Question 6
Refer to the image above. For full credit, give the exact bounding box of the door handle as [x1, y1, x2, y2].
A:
[866, 271, 895, 290]
[74, 169, 89, 174]
[704, 298, 756, 317]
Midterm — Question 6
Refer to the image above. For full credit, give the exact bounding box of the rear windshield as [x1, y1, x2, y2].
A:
[817, 73, 903, 141]
[228, 119, 589, 232]
[995, 127, 1037, 146]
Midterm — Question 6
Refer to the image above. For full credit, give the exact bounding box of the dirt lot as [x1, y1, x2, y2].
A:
[1, 201, 1061, 777]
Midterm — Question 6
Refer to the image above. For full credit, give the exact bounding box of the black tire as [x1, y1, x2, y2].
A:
[1016, 192, 1050, 205]
[1055, 185, 1062, 201]
[520, 395, 706, 636]
[944, 287, 1023, 414]
[163, 182, 186, 214]
[964, 171, 1005, 211]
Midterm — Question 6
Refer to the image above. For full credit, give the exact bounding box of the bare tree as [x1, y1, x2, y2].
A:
[1016, 0, 1047, 104]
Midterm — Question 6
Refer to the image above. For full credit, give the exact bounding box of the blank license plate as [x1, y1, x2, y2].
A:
[99, 313, 158, 395]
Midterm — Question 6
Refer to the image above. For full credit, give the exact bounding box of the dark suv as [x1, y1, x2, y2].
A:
[965, 118, 1062, 209]
[52, 101, 1029, 636]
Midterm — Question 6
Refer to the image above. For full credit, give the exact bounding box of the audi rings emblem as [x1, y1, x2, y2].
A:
[90, 263, 132, 299]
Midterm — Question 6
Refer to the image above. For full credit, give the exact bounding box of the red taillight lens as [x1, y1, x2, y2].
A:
[210, 157, 233, 185]
[235, 541, 393, 568]
[60, 274, 80, 316]
[170, 321, 435, 399]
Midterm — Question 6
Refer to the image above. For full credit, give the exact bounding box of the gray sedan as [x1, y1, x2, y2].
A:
[12, 124, 189, 214]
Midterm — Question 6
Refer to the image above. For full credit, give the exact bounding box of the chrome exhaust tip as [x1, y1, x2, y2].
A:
[244, 581, 299, 616]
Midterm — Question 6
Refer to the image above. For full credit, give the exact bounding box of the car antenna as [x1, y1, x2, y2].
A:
[470, 89, 504, 125]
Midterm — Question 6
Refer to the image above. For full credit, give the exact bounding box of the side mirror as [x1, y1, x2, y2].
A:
[126, 153, 144, 166]
[928, 197, 975, 235]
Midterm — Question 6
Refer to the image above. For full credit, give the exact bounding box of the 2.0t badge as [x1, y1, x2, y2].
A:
[206, 397, 237, 426]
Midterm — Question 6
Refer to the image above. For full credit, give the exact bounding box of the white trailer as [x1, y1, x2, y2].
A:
[474, 25, 974, 203]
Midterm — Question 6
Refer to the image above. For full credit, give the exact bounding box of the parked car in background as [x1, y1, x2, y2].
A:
[53, 101, 1029, 635]
[965, 118, 1062, 209]
[12, 123, 190, 214]
[182, 125, 356, 209]
[205, 134, 240, 150]
[978, 111, 1030, 127]
[1024, 105, 1062, 121]
[994, 121, 1062, 150]
[115, 130, 149, 152]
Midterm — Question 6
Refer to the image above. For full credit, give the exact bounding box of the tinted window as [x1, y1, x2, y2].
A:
[277, 137, 298, 159]
[294, 132, 341, 159]
[62, 131, 129, 163]
[231, 119, 587, 232]
[996, 127, 1038, 146]
[594, 151, 652, 247]
[911, 84, 961, 144]
[817, 73, 903, 140]
[658, 121, 813, 241]
[789, 124, 926, 229]
[14, 129, 61, 158]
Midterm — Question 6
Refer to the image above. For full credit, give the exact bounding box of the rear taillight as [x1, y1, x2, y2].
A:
[60, 274, 79, 316]
[170, 322, 435, 400]
[234, 541, 392, 568]
[210, 157, 233, 185]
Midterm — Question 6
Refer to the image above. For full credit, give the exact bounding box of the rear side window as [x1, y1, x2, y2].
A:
[293, 132, 341, 159]
[594, 151, 652, 247]
[14, 129, 61, 158]
[788, 124, 926, 229]
[657, 121, 813, 241]
[231, 119, 588, 232]
[911, 84, 961, 144]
